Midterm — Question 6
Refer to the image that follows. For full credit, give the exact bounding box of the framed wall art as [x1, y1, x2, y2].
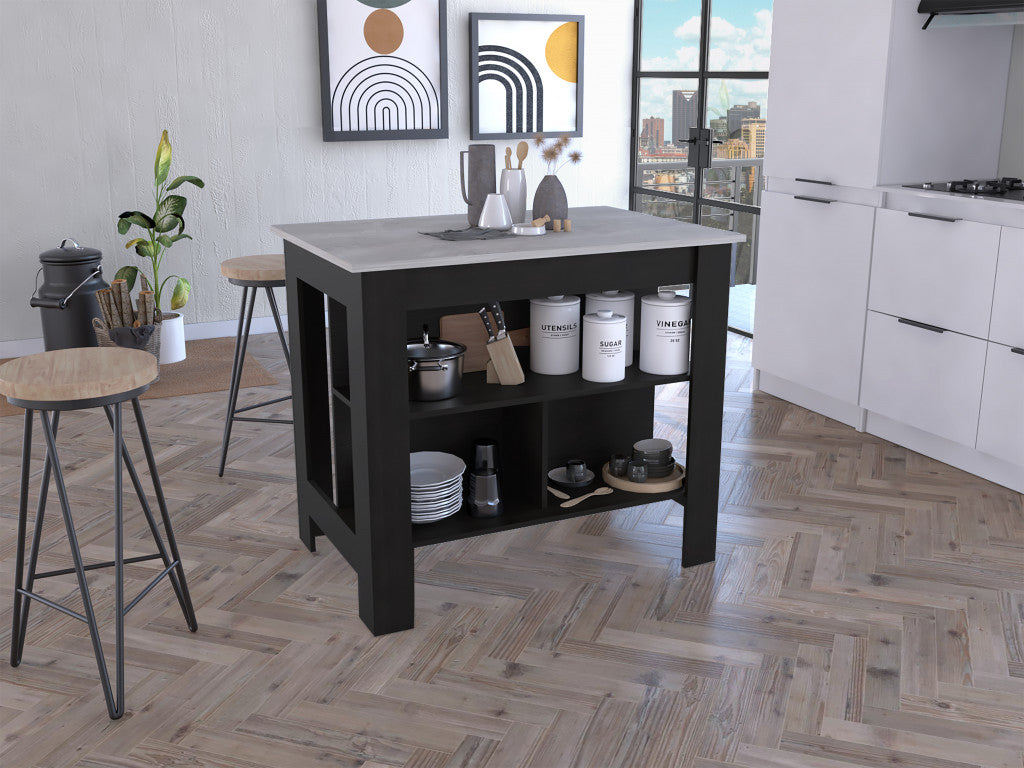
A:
[317, 0, 448, 141]
[469, 13, 584, 141]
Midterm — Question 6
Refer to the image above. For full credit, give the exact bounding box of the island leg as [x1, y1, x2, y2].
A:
[682, 243, 732, 567]
[348, 273, 414, 634]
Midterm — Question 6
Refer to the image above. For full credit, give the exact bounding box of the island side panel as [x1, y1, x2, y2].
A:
[682, 242, 732, 566]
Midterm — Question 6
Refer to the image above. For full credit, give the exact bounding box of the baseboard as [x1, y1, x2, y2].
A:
[756, 371, 865, 429]
[0, 314, 289, 359]
[865, 411, 1024, 494]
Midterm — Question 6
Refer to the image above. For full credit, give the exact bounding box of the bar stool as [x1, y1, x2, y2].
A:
[218, 254, 292, 477]
[0, 347, 198, 719]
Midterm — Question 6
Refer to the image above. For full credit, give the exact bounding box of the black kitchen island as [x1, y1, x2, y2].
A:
[273, 206, 744, 636]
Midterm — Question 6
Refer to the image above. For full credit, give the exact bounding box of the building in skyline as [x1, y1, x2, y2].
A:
[641, 116, 664, 149]
[741, 118, 766, 158]
[717, 138, 750, 160]
[726, 101, 760, 137]
[671, 90, 699, 145]
[710, 117, 729, 143]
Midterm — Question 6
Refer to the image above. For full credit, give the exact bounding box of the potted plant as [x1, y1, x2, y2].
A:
[114, 130, 204, 364]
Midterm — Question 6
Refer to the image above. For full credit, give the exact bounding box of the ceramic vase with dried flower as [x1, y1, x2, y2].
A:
[531, 135, 582, 230]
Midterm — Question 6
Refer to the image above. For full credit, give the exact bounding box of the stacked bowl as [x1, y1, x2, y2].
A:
[632, 438, 676, 479]
[409, 451, 465, 523]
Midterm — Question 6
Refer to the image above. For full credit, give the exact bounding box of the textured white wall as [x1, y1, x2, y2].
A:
[0, 0, 634, 344]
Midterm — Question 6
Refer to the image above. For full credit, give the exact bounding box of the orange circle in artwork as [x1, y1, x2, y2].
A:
[364, 9, 404, 54]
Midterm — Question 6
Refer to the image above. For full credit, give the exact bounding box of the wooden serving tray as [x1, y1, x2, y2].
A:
[601, 462, 685, 493]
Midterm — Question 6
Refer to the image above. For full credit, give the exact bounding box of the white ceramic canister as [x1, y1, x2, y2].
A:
[585, 290, 635, 365]
[639, 290, 693, 375]
[582, 309, 627, 383]
[530, 295, 580, 375]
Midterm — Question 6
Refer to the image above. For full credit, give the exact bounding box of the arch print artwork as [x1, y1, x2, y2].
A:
[470, 14, 584, 141]
[317, 0, 448, 141]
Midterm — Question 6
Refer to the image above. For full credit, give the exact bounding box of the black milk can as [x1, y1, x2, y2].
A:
[30, 238, 109, 350]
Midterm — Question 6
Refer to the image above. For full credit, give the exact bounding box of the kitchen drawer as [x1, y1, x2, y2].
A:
[861, 311, 986, 447]
[753, 191, 875, 404]
[990, 227, 1024, 348]
[869, 208, 1000, 338]
[976, 343, 1024, 466]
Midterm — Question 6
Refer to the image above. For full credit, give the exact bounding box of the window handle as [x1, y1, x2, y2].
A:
[908, 212, 961, 223]
[793, 195, 835, 204]
[898, 317, 945, 334]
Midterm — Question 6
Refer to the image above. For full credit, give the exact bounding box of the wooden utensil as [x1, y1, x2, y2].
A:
[547, 485, 570, 499]
[516, 141, 528, 169]
[440, 312, 529, 373]
[505, 147, 513, 170]
[560, 486, 613, 508]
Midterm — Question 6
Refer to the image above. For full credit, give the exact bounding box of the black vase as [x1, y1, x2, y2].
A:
[531, 174, 568, 230]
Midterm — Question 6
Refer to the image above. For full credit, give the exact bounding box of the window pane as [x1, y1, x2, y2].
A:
[700, 205, 758, 285]
[636, 78, 699, 194]
[637, 193, 695, 222]
[702, 159, 764, 206]
[709, 0, 773, 71]
[640, 0, 702, 70]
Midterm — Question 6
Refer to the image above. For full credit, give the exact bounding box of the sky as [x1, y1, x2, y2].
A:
[638, 0, 772, 141]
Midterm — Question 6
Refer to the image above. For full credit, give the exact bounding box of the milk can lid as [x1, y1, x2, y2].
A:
[531, 294, 580, 306]
[583, 309, 625, 324]
[584, 289, 634, 302]
[641, 289, 691, 306]
[39, 238, 102, 265]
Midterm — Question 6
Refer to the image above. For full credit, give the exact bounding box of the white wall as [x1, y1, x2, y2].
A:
[0, 0, 634, 346]
[999, 25, 1024, 179]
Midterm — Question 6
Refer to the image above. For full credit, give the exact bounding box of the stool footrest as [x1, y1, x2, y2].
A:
[233, 394, 292, 415]
[35, 553, 163, 580]
[16, 588, 87, 623]
[125, 561, 180, 615]
[233, 416, 294, 425]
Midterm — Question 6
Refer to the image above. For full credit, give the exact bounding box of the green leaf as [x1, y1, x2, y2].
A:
[113, 265, 139, 291]
[170, 276, 191, 310]
[154, 194, 187, 232]
[135, 241, 155, 260]
[166, 175, 204, 191]
[170, 233, 192, 242]
[117, 218, 132, 235]
[124, 237, 146, 249]
[154, 130, 172, 186]
[119, 211, 156, 231]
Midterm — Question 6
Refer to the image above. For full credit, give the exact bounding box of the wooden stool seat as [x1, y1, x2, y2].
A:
[0, 348, 157, 405]
[220, 254, 285, 283]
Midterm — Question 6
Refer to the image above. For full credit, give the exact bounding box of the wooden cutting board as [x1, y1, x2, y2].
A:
[440, 312, 529, 373]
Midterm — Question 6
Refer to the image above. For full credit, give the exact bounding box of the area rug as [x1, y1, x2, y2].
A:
[0, 337, 278, 418]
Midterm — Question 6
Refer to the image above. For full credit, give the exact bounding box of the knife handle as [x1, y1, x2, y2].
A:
[488, 301, 507, 337]
[477, 306, 496, 341]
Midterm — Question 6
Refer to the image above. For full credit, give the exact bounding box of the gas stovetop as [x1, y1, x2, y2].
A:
[904, 177, 1024, 201]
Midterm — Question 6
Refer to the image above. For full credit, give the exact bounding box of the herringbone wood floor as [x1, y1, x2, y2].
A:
[1, 334, 1021, 768]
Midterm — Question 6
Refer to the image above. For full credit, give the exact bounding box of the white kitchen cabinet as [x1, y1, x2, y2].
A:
[763, 0, 892, 189]
[990, 227, 1024, 348]
[976, 343, 1024, 466]
[869, 208, 1001, 338]
[753, 191, 875, 405]
[861, 311, 987, 447]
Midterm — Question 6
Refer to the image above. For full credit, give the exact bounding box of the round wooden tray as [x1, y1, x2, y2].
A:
[601, 462, 686, 493]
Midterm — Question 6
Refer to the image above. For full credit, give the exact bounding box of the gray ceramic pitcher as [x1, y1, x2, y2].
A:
[459, 144, 496, 226]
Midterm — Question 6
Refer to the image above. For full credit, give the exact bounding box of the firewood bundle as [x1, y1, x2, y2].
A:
[96, 280, 158, 328]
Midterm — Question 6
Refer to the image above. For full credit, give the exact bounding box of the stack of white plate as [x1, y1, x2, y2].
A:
[410, 451, 465, 524]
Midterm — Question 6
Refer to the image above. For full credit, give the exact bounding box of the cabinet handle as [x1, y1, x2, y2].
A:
[1012, 347, 1024, 356]
[898, 317, 945, 334]
[907, 212, 962, 223]
[794, 178, 834, 186]
[793, 195, 835, 204]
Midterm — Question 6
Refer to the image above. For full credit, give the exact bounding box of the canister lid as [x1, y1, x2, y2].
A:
[641, 289, 691, 306]
[585, 289, 634, 302]
[531, 294, 580, 307]
[39, 238, 102, 265]
[583, 309, 626, 324]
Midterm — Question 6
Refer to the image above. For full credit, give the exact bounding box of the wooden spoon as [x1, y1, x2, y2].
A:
[505, 146, 513, 170]
[560, 486, 613, 508]
[516, 141, 528, 169]
[547, 485, 570, 500]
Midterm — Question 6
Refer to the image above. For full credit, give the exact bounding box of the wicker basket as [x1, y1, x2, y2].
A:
[92, 317, 162, 379]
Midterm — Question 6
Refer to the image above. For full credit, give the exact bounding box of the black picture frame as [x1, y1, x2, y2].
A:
[469, 13, 584, 141]
[317, 0, 449, 142]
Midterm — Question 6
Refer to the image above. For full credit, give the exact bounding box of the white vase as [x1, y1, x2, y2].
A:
[499, 169, 527, 225]
[159, 312, 186, 364]
[478, 193, 513, 230]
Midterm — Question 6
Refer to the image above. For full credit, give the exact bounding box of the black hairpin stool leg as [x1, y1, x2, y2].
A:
[218, 286, 255, 476]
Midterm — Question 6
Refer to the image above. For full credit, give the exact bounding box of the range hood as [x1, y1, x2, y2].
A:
[918, 0, 1024, 28]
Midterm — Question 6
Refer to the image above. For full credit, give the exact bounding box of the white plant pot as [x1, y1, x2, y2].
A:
[159, 312, 186, 364]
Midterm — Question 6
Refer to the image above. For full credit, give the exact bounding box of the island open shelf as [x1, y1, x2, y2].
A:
[274, 206, 743, 636]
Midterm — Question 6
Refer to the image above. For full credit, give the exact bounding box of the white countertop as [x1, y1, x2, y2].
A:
[271, 206, 745, 274]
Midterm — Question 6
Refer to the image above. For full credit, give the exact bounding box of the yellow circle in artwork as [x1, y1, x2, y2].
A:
[545, 22, 578, 83]
[364, 8, 404, 54]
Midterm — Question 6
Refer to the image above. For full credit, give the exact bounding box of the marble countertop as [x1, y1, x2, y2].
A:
[271, 206, 745, 274]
